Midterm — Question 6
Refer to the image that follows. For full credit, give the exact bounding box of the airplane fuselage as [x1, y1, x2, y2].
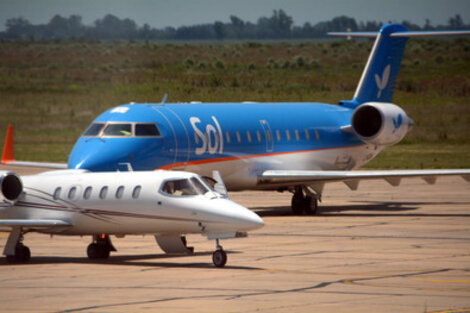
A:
[0, 170, 263, 235]
[69, 102, 384, 190]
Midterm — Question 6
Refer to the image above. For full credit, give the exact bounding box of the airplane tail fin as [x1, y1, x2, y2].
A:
[329, 25, 470, 108]
[2, 125, 15, 164]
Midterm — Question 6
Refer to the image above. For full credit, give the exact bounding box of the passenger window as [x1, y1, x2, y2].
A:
[83, 186, 92, 199]
[286, 130, 291, 141]
[116, 186, 124, 199]
[103, 124, 132, 136]
[68, 187, 77, 200]
[305, 129, 311, 141]
[135, 124, 160, 137]
[256, 130, 262, 142]
[295, 129, 300, 141]
[225, 131, 231, 143]
[235, 131, 241, 143]
[53, 187, 61, 200]
[246, 130, 252, 143]
[132, 186, 141, 199]
[99, 186, 108, 199]
[315, 130, 320, 141]
[266, 130, 272, 142]
[276, 130, 281, 141]
[83, 123, 105, 137]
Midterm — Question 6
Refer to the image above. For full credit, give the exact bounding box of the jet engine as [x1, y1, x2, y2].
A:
[351, 102, 413, 146]
[0, 171, 23, 203]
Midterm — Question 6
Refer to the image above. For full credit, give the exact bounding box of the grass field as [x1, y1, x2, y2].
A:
[0, 38, 469, 168]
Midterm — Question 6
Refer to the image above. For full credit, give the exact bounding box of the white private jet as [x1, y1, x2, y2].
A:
[0, 169, 264, 267]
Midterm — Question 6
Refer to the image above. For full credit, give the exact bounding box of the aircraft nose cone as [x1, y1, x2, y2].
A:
[68, 139, 119, 171]
[228, 201, 265, 231]
[245, 210, 265, 229]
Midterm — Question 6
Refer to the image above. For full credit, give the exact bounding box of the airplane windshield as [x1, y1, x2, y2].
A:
[135, 124, 161, 136]
[161, 178, 210, 197]
[82, 122, 161, 137]
[103, 124, 132, 136]
[83, 123, 105, 136]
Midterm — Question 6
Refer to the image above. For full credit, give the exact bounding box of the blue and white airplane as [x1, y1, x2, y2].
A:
[4, 24, 470, 214]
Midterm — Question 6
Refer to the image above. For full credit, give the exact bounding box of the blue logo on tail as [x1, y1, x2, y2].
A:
[374, 64, 391, 99]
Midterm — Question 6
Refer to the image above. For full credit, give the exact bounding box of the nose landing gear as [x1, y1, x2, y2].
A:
[212, 238, 227, 268]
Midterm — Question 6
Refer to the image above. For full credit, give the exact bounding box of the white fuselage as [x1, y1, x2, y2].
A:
[0, 170, 264, 236]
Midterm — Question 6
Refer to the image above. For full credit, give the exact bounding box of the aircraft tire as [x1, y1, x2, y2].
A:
[18, 245, 31, 262]
[304, 196, 318, 215]
[87, 243, 110, 259]
[291, 189, 305, 215]
[212, 249, 227, 268]
[6, 244, 31, 263]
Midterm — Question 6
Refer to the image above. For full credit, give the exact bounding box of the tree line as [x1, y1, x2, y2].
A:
[1, 10, 468, 41]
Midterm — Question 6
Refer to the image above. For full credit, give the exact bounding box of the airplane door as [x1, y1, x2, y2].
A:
[260, 120, 274, 152]
[152, 107, 190, 169]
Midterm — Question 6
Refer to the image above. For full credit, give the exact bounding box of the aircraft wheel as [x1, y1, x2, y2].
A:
[17, 244, 31, 262]
[212, 249, 227, 268]
[87, 243, 110, 259]
[304, 196, 318, 215]
[6, 244, 31, 263]
[87, 243, 100, 259]
[291, 188, 305, 215]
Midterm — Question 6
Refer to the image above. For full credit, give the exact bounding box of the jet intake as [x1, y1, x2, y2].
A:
[351, 102, 412, 146]
[0, 171, 23, 203]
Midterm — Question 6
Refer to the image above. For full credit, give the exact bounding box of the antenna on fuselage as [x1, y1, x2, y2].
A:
[161, 93, 168, 104]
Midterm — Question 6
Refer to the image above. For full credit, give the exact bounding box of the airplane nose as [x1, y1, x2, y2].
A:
[225, 201, 265, 231]
[68, 138, 121, 171]
[243, 209, 265, 229]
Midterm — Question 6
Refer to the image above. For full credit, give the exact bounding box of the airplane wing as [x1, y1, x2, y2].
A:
[0, 219, 72, 232]
[259, 169, 470, 192]
[2, 125, 68, 169]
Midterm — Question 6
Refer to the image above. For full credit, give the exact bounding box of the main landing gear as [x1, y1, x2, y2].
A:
[4, 227, 31, 263]
[212, 239, 227, 268]
[87, 234, 116, 260]
[291, 186, 319, 215]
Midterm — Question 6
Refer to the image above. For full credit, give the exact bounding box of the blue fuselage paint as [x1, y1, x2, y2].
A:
[68, 102, 371, 190]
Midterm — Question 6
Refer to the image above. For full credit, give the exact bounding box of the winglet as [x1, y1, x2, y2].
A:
[2, 125, 15, 164]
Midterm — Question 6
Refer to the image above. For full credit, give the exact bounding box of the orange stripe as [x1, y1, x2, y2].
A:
[157, 144, 365, 170]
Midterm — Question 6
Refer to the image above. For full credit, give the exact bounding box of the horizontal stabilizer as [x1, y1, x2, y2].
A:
[328, 30, 470, 38]
[330, 25, 470, 107]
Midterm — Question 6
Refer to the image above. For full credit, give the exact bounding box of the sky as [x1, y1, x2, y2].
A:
[0, 0, 468, 31]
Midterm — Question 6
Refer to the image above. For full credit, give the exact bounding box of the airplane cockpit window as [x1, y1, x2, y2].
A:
[83, 123, 105, 136]
[135, 123, 161, 137]
[161, 178, 210, 197]
[103, 124, 132, 136]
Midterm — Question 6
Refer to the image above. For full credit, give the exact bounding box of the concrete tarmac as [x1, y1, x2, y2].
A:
[0, 165, 469, 312]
